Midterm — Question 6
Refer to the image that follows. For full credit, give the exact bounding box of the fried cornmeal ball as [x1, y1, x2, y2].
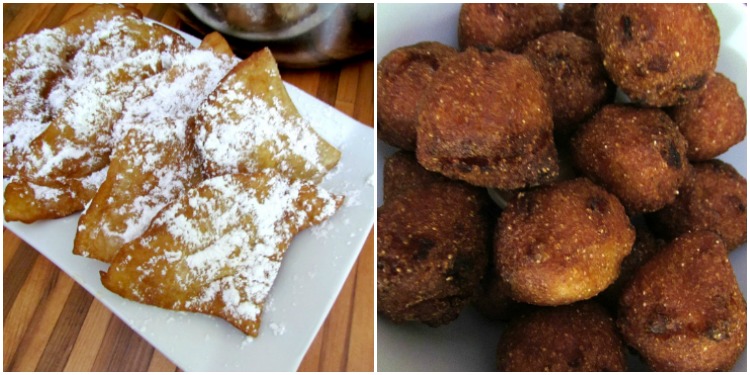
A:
[562, 3, 598, 41]
[377, 182, 492, 326]
[571, 105, 689, 213]
[382, 150, 450, 202]
[377, 42, 457, 150]
[416, 48, 558, 190]
[618, 230, 747, 371]
[522, 31, 614, 134]
[669, 73, 747, 161]
[597, 218, 664, 310]
[595, 4, 720, 107]
[458, 3, 562, 52]
[496, 178, 635, 306]
[496, 301, 627, 371]
[650, 159, 747, 251]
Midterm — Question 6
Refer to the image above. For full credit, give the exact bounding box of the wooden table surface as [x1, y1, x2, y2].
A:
[3, 3, 374, 372]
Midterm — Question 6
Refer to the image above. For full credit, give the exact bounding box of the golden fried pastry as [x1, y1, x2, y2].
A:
[74, 36, 239, 262]
[416, 48, 558, 189]
[496, 178, 634, 306]
[3, 5, 140, 157]
[14, 19, 191, 178]
[618, 230, 747, 371]
[101, 173, 343, 337]
[192, 47, 341, 182]
[3, 5, 176, 177]
[3, 167, 108, 223]
[595, 4, 720, 107]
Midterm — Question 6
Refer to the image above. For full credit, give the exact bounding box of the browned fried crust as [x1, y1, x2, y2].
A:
[416, 48, 558, 189]
[618, 231, 747, 371]
[562, 3, 599, 41]
[496, 301, 627, 371]
[571, 105, 689, 213]
[650, 160, 747, 251]
[669, 72, 747, 161]
[377, 42, 457, 151]
[382, 150, 450, 202]
[377, 182, 492, 326]
[496, 178, 635, 306]
[595, 4, 720, 107]
[522, 31, 614, 134]
[458, 3, 562, 52]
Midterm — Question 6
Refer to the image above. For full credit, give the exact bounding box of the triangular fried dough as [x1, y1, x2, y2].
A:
[101, 173, 343, 336]
[198, 31, 235, 58]
[4, 11, 192, 177]
[193, 47, 341, 182]
[3, 167, 108, 223]
[73, 39, 238, 262]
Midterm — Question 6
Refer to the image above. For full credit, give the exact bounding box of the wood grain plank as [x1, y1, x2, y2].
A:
[3, 255, 58, 370]
[298, 324, 324, 371]
[145, 3, 169, 22]
[3, 231, 22, 272]
[335, 63, 362, 116]
[9, 269, 74, 371]
[316, 68, 341, 107]
[3, 241, 39, 321]
[92, 316, 154, 371]
[281, 69, 321, 98]
[346, 228, 375, 371]
[319, 265, 357, 371]
[62, 299, 113, 372]
[353, 59, 375, 126]
[147, 349, 178, 372]
[36, 282, 95, 371]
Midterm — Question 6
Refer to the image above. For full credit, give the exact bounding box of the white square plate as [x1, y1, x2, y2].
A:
[377, 3, 747, 371]
[4, 23, 375, 372]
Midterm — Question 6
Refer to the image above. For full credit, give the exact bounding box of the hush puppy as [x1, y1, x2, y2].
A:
[650, 159, 747, 251]
[496, 301, 627, 371]
[669, 72, 747, 161]
[377, 42, 457, 150]
[595, 4, 720, 107]
[618, 230, 747, 371]
[571, 105, 689, 213]
[377, 181, 492, 326]
[458, 3, 562, 52]
[416, 48, 558, 189]
[381, 150, 450, 202]
[562, 3, 598, 41]
[496, 178, 635, 306]
[522, 31, 614, 134]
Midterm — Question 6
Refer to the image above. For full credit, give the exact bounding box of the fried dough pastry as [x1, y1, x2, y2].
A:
[6, 18, 191, 178]
[3, 5, 140, 161]
[3, 5, 164, 176]
[3, 167, 108, 223]
[101, 173, 343, 337]
[74, 36, 239, 262]
[193, 47, 341, 182]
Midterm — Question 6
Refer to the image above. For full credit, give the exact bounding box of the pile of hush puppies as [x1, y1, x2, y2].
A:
[377, 3, 746, 372]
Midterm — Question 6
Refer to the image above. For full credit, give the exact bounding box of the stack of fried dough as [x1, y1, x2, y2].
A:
[3, 4, 343, 337]
[377, 3, 746, 372]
